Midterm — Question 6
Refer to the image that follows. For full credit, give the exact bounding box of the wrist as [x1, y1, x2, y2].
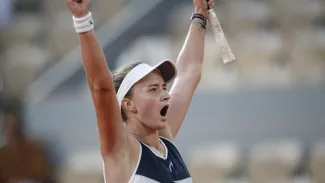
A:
[194, 8, 208, 18]
[74, 11, 90, 18]
[72, 12, 94, 33]
[191, 13, 207, 29]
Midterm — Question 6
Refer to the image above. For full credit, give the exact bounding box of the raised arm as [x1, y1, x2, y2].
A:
[160, 0, 214, 139]
[66, 0, 126, 158]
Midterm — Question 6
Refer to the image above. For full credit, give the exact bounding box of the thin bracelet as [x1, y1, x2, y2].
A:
[191, 13, 207, 29]
[192, 18, 206, 29]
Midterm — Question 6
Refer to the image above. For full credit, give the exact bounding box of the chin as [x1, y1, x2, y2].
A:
[154, 120, 167, 130]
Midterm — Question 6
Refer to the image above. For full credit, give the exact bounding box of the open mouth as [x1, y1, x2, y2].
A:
[160, 105, 169, 117]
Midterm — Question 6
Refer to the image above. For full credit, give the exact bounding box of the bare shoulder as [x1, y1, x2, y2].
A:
[103, 133, 140, 183]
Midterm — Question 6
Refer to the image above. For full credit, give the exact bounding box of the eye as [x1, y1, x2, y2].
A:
[163, 87, 167, 91]
[150, 88, 157, 92]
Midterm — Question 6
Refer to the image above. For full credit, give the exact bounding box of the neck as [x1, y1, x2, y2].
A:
[126, 120, 160, 148]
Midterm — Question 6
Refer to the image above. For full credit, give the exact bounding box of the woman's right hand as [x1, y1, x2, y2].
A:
[65, 0, 91, 18]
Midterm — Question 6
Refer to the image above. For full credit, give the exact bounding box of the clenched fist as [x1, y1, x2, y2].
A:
[65, 0, 91, 18]
[193, 0, 215, 18]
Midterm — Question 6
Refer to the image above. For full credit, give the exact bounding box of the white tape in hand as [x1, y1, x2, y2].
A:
[207, 9, 236, 63]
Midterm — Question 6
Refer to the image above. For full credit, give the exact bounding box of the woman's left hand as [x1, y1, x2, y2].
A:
[193, 0, 215, 18]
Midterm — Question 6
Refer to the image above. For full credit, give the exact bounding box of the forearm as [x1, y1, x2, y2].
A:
[79, 31, 113, 90]
[176, 21, 206, 75]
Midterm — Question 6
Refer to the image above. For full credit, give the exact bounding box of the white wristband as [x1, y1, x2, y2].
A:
[73, 12, 94, 33]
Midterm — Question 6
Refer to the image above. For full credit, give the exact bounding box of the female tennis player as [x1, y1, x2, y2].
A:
[66, 0, 214, 182]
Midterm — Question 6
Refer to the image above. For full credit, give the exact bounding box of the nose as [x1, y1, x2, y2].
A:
[160, 91, 171, 102]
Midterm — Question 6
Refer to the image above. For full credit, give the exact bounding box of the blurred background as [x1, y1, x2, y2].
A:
[0, 0, 325, 182]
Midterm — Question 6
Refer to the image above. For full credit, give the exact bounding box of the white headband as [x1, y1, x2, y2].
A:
[116, 63, 153, 107]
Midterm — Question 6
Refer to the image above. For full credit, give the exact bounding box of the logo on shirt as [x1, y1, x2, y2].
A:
[169, 162, 173, 172]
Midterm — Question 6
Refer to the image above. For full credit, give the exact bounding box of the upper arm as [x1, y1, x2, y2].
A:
[77, 31, 128, 158]
[159, 63, 202, 139]
[87, 79, 128, 158]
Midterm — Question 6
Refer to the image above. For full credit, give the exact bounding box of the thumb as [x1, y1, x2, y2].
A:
[206, 0, 211, 9]
[66, 0, 75, 7]
[67, 0, 82, 7]
[73, 0, 82, 3]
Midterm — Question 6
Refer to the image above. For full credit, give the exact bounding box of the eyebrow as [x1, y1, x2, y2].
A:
[148, 83, 167, 88]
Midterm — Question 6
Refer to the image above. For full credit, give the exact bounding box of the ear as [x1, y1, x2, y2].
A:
[121, 98, 137, 114]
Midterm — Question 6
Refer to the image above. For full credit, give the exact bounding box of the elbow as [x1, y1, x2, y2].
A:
[88, 76, 115, 93]
[188, 69, 202, 84]
[177, 69, 202, 87]
[191, 65, 202, 80]
[177, 62, 202, 82]
[177, 60, 203, 73]
[192, 71, 202, 85]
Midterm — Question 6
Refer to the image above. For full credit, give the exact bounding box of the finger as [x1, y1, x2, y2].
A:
[209, 2, 214, 9]
[73, 0, 82, 3]
[67, 0, 76, 5]
[66, 0, 74, 7]
[206, 0, 211, 9]
[208, 0, 214, 7]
